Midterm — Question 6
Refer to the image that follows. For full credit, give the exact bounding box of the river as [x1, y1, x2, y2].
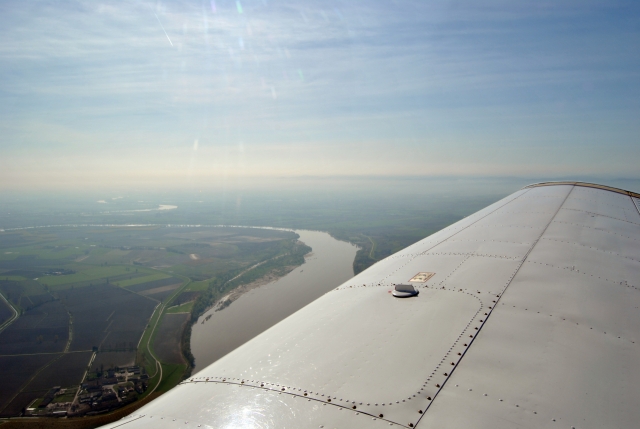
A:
[190, 229, 358, 372]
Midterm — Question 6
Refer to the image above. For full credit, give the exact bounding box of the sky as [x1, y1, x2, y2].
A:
[0, 0, 639, 190]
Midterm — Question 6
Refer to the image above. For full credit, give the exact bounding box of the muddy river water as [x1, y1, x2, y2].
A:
[190, 229, 358, 372]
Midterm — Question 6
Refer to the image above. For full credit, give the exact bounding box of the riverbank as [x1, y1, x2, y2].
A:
[190, 230, 357, 372]
[210, 249, 316, 313]
[211, 260, 309, 313]
[179, 236, 311, 374]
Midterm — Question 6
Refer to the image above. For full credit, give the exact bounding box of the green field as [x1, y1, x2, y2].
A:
[157, 363, 188, 393]
[184, 280, 210, 291]
[137, 303, 163, 377]
[19, 280, 46, 295]
[1, 275, 27, 281]
[38, 265, 135, 288]
[166, 301, 194, 314]
[53, 387, 78, 403]
[115, 272, 171, 288]
[0, 224, 309, 417]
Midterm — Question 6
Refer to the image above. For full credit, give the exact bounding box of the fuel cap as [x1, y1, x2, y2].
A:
[392, 284, 419, 298]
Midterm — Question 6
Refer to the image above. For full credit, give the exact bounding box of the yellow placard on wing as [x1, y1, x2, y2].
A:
[408, 272, 435, 283]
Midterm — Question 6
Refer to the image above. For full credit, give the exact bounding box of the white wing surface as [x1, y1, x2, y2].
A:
[103, 182, 640, 429]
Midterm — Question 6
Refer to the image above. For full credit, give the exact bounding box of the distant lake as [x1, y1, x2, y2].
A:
[190, 230, 358, 372]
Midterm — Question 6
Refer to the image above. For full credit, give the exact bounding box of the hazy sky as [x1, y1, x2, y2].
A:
[1, 0, 639, 190]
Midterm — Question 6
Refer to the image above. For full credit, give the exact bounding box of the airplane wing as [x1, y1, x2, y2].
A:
[102, 182, 640, 429]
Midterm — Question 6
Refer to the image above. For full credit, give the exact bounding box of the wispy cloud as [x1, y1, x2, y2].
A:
[0, 0, 639, 189]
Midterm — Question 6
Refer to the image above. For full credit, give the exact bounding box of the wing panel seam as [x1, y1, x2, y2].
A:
[553, 221, 640, 242]
[525, 259, 639, 292]
[380, 189, 533, 284]
[415, 184, 576, 425]
[560, 207, 640, 226]
[541, 237, 640, 264]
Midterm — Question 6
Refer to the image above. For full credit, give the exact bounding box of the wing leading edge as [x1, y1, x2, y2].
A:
[103, 182, 640, 429]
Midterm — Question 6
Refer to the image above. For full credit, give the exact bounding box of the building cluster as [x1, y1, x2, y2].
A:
[25, 387, 73, 417]
[25, 366, 148, 417]
[75, 366, 148, 415]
